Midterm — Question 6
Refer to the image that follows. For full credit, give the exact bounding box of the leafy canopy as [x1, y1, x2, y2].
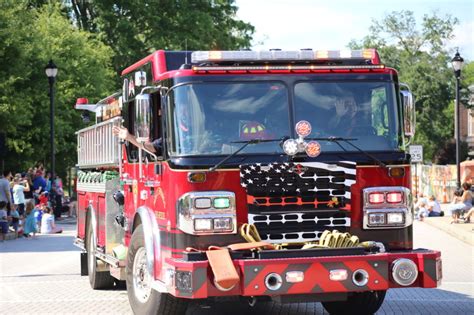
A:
[349, 10, 462, 162]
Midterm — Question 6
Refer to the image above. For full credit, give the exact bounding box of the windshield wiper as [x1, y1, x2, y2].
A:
[308, 136, 386, 168]
[209, 137, 287, 172]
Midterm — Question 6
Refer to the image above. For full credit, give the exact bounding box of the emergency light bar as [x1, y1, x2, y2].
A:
[191, 49, 380, 64]
[192, 64, 385, 72]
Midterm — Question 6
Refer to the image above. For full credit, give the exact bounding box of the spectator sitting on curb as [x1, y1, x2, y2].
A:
[463, 207, 473, 224]
[447, 183, 473, 224]
[10, 206, 20, 237]
[426, 196, 442, 217]
[414, 193, 428, 213]
[34, 203, 44, 231]
[23, 200, 38, 239]
[0, 201, 8, 242]
[416, 202, 428, 221]
[40, 206, 63, 234]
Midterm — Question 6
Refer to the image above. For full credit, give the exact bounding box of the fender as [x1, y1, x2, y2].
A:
[134, 206, 165, 291]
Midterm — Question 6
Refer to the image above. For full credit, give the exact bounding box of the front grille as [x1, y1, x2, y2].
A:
[240, 162, 356, 243]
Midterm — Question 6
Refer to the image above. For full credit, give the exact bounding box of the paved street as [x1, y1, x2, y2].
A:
[0, 220, 473, 315]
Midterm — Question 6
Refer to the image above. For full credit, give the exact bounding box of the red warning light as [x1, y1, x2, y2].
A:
[295, 120, 312, 137]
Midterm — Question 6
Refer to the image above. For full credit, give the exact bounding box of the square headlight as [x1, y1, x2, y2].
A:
[368, 213, 385, 225]
[387, 212, 404, 224]
[194, 218, 212, 231]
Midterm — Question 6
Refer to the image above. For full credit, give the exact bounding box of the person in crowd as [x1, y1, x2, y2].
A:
[0, 201, 8, 242]
[463, 207, 473, 223]
[40, 206, 63, 234]
[23, 173, 34, 201]
[38, 191, 49, 206]
[23, 200, 37, 239]
[12, 177, 29, 217]
[67, 196, 77, 218]
[52, 175, 64, 219]
[0, 170, 12, 212]
[414, 193, 428, 213]
[448, 183, 473, 224]
[416, 201, 429, 221]
[32, 170, 47, 200]
[34, 203, 44, 231]
[10, 206, 20, 237]
[425, 195, 442, 217]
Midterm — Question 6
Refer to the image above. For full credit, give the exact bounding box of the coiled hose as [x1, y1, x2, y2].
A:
[240, 223, 385, 252]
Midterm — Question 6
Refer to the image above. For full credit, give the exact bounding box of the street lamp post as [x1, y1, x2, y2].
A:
[45, 60, 58, 183]
[451, 50, 464, 188]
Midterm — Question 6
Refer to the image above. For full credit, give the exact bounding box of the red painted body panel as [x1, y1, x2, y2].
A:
[76, 190, 106, 245]
[350, 166, 411, 228]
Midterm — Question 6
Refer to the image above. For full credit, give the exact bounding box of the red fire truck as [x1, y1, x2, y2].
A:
[74, 49, 441, 315]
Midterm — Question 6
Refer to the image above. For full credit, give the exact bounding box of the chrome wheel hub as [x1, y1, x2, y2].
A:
[133, 247, 152, 303]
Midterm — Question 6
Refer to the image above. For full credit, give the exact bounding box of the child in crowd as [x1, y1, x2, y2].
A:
[38, 191, 49, 207]
[0, 201, 8, 242]
[34, 203, 44, 232]
[10, 206, 20, 237]
[40, 206, 63, 234]
[23, 200, 38, 239]
[416, 202, 428, 221]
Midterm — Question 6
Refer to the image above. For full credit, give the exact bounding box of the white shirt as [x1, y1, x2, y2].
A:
[428, 200, 441, 213]
[12, 184, 25, 205]
[41, 213, 54, 234]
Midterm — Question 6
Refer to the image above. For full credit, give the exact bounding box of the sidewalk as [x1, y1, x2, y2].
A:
[422, 204, 474, 246]
[2, 215, 77, 242]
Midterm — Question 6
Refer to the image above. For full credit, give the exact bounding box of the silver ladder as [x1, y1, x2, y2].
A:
[76, 117, 122, 169]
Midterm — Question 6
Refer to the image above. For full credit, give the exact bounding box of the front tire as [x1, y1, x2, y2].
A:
[322, 290, 386, 315]
[86, 225, 114, 289]
[126, 225, 188, 315]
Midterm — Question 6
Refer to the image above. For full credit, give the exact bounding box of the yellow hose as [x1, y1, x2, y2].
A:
[240, 224, 361, 250]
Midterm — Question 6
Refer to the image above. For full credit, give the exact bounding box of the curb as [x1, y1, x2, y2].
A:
[423, 218, 474, 246]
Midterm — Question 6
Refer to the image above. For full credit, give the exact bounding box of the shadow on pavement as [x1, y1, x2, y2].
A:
[0, 232, 79, 253]
[185, 288, 474, 315]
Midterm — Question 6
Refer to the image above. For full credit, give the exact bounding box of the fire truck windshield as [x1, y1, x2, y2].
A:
[167, 82, 291, 156]
[294, 81, 400, 152]
[166, 80, 400, 157]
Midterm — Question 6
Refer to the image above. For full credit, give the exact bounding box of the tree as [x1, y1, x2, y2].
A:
[66, 0, 255, 73]
[0, 1, 114, 175]
[349, 11, 460, 161]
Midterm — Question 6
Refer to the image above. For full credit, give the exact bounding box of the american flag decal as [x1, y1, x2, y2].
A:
[240, 162, 356, 243]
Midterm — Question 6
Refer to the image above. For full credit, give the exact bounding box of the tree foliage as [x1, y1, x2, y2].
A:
[0, 1, 114, 175]
[66, 0, 255, 73]
[349, 10, 461, 162]
[1, 0, 254, 177]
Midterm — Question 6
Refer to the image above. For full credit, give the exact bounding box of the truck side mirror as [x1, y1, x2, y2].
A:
[400, 88, 415, 138]
[134, 94, 152, 143]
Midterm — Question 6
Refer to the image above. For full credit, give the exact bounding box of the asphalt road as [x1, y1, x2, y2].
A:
[0, 220, 472, 314]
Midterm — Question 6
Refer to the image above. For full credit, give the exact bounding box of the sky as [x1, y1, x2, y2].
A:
[235, 0, 473, 61]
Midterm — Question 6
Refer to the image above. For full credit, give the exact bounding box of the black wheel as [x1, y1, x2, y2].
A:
[322, 290, 386, 315]
[86, 224, 114, 289]
[126, 225, 188, 315]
